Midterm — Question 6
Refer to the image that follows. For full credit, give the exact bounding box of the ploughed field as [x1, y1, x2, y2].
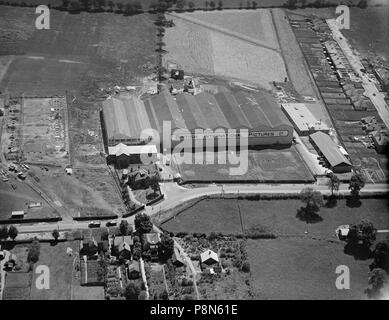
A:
[164, 10, 287, 90]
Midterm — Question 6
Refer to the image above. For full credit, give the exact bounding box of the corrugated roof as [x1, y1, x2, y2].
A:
[310, 132, 352, 167]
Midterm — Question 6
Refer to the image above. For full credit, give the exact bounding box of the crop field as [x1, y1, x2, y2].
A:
[164, 10, 287, 89]
[162, 198, 389, 237]
[0, 7, 157, 95]
[247, 238, 370, 299]
[174, 147, 314, 183]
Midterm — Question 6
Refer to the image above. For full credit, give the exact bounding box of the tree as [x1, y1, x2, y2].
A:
[300, 187, 324, 213]
[159, 289, 168, 300]
[116, 2, 123, 12]
[349, 173, 365, 198]
[27, 238, 40, 264]
[357, 0, 367, 9]
[149, 174, 160, 196]
[52, 229, 60, 241]
[159, 233, 174, 261]
[176, 0, 186, 11]
[370, 241, 389, 273]
[132, 1, 142, 12]
[241, 261, 250, 273]
[134, 213, 153, 234]
[138, 290, 148, 300]
[69, 0, 81, 12]
[97, 258, 108, 282]
[61, 0, 70, 9]
[327, 173, 340, 196]
[107, 0, 114, 11]
[285, 0, 297, 9]
[124, 282, 141, 300]
[188, 1, 195, 10]
[347, 219, 377, 249]
[8, 225, 18, 240]
[119, 220, 129, 235]
[252, 1, 257, 9]
[366, 268, 387, 299]
[209, 0, 215, 10]
[0, 226, 8, 241]
[124, 3, 134, 15]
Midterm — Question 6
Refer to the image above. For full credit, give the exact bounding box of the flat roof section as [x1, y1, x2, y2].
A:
[282, 103, 330, 133]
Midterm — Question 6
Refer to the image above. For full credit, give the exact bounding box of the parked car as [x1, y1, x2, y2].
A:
[88, 221, 101, 228]
[106, 220, 117, 227]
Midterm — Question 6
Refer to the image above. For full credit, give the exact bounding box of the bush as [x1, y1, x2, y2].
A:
[241, 261, 250, 273]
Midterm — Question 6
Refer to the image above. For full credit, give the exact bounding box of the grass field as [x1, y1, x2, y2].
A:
[29, 241, 78, 300]
[0, 179, 57, 220]
[247, 238, 371, 299]
[162, 198, 389, 238]
[174, 147, 314, 183]
[0, 7, 157, 95]
[164, 10, 287, 89]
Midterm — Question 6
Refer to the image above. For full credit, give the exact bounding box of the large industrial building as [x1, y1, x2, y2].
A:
[281, 103, 330, 135]
[309, 131, 352, 173]
[101, 89, 293, 151]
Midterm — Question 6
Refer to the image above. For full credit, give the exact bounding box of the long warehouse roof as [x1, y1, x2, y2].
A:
[310, 132, 352, 167]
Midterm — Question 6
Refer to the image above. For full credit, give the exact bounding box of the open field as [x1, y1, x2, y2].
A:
[0, 7, 157, 95]
[0, 178, 57, 220]
[247, 238, 370, 299]
[164, 10, 287, 89]
[30, 242, 78, 300]
[162, 198, 389, 238]
[174, 147, 314, 183]
[272, 8, 318, 98]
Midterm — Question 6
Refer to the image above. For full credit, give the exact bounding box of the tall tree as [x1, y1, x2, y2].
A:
[349, 173, 365, 198]
[347, 219, 377, 249]
[27, 238, 41, 263]
[217, 0, 223, 10]
[159, 233, 174, 261]
[366, 268, 387, 299]
[370, 241, 389, 273]
[300, 187, 324, 213]
[119, 220, 130, 235]
[52, 229, 60, 241]
[0, 226, 8, 241]
[8, 225, 18, 240]
[188, 1, 195, 10]
[209, 0, 215, 10]
[134, 213, 153, 234]
[107, 0, 114, 11]
[327, 173, 340, 196]
[124, 282, 141, 300]
[149, 174, 160, 196]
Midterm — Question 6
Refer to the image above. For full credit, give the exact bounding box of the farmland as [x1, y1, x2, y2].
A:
[162, 198, 389, 237]
[247, 238, 370, 299]
[164, 10, 287, 89]
[174, 147, 314, 183]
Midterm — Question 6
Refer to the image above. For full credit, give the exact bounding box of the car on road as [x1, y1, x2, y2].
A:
[88, 221, 101, 228]
[106, 220, 117, 227]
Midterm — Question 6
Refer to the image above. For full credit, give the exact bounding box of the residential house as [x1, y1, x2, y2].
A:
[172, 247, 185, 268]
[143, 232, 161, 261]
[112, 236, 133, 260]
[200, 250, 219, 267]
[80, 238, 98, 259]
[127, 261, 141, 279]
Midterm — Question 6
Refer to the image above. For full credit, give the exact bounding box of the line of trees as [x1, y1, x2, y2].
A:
[284, 0, 369, 9]
[0, 225, 18, 241]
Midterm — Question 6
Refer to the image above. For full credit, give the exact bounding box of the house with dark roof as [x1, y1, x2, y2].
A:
[143, 233, 161, 261]
[309, 132, 352, 173]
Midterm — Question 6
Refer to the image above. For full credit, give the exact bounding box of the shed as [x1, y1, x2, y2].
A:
[11, 211, 25, 219]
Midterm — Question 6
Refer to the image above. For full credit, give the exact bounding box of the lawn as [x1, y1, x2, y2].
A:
[247, 238, 371, 299]
[162, 198, 389, 238]
[174, 147, 314, 183]
[29, 241, 78, 300]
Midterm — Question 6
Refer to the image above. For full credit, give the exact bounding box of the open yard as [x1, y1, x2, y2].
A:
[174, 147, 314, 183]
[162, 198, 389, 238]
[164, 10, 287, 89]
[247, 238, 371, 299]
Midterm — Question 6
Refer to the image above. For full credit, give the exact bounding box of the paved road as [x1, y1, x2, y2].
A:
[14, 181, 388, 234]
